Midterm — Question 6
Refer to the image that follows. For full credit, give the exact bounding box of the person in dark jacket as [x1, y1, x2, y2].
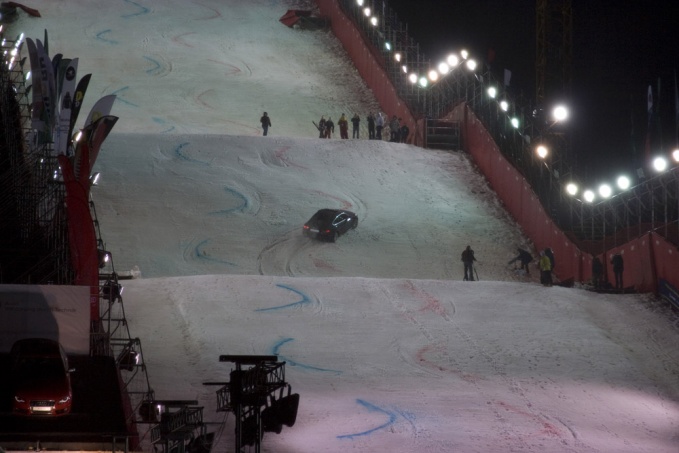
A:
[461, 245, 477, 281]
[351, 113, 361, 138]
[260, 112, 271, 136]
[324, 117, 335, 138]
[611, 253, 624, 289]
[318, 116, 326, 138]
[508, 248, 533, 274]
[592, 256, 604, 289]
[367, 112, 376, 139]
[400, 124, 409, 143]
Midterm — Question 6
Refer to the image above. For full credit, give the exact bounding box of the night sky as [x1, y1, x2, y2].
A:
[386, 0, 679, 184]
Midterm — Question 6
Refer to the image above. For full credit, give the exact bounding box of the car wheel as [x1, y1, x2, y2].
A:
[352, 219, 358, 229]
[332, 232, 339, 242]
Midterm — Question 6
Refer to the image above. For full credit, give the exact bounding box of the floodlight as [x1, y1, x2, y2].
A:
[536, 145, 548, 159]
[139, 399, 160, 423]
[566, 183, 578, 196]
[460, 49, 469, 59]
[356, 0, 364, 5]
[552, 104, 569, 122]
[401, 65, 407, 73]
[394, 52, 401, 62]
[118, 346, 139, 371]
[499, 100, 509, 111]
[510, 117, 519, 129]
[418, 76, 428, 88]
[408, 73, 418, 84]
[89, 172, 101, 186]
[26, 70, 31, 81]
[102, 280, 124, 302]
[446, 54, 459, 67]
[653, 156, 668, 172]
[370, 16, 378, 26]
[384, 42, 391, 51]
[363, 7, 370, 16]
[583, 190, 595, 203]
[428, 70, 438, 82]
[438, 62, 450, 74]
[465, 59, 477, 71]
[98, 249, 111, 268]
[616, 175, 630, 190]
[487, 87, 497, 98]
[598, 184, 612, 198]
[672, 148, 679, 162]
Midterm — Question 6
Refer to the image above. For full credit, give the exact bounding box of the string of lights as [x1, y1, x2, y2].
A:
[339, 0, 679, 246]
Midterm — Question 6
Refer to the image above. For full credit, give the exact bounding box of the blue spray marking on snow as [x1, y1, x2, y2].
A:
[174, 142, 209, 166]
[337, 400, 398, 439]
[270, 338, 341, 374]
[122, 0, 149, 17]
[95, 30, 118, 45]
[194, 239, 236, 266]
[143, 56, 162, 75]
[152, 117, 175, 133]
[110, 87, 138, 107]
[255, 284, 311, 312]
[209, 187, 248, 215]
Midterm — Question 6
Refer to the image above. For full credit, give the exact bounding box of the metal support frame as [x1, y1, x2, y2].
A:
[206, 355, 289, 453]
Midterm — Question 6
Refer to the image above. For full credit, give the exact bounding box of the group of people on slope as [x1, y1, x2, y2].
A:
[259, 110, 410, 142]
[316, 112, 409, 142]
[461, 245, 556, 286]
[591, 253, 624, 290]
[506, 247, 554, 286]
[463, 245, 626, 291]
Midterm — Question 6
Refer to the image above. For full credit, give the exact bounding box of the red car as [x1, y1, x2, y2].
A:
[10, 338, 73, 416]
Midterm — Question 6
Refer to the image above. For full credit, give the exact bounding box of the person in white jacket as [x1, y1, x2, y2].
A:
[375, 112, 385, 140]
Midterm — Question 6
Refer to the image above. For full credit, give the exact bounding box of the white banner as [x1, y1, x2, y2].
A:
[0, 285, 90, 354]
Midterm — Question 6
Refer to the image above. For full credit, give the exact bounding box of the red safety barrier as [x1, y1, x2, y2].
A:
[317, 0, 679, 294]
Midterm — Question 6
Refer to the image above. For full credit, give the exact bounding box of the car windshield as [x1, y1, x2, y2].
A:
[15, 357, 65, 378]
[313, 210, 336, 222]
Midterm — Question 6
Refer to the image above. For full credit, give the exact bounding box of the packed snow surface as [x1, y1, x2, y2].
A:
[10, 1, 679, 451]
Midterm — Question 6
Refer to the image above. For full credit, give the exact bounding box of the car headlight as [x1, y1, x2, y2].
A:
[58, 395, 71, 404]
[14, 395, 26, 403]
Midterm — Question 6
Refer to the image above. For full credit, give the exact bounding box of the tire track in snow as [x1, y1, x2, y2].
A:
[257, 230, 316, 277]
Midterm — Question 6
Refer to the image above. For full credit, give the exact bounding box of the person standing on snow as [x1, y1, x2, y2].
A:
[400, 123, 410, 143]
[317, 116, 326, 138]
[611, 253, 624, 290]
[544, 247, 555, 282]
[367, 112, 376, 139]
[461, 245, 477, 281]
[592, 256, 604, 289]
[539, 250, 553, 286]
[260, 112, 271, 136]
[324, 117, 335, 138]
[375, 112, 385, 140]
[389, 115, 401, 142]
[351, 113, 361, 138]
[338, 113, 349, 139]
